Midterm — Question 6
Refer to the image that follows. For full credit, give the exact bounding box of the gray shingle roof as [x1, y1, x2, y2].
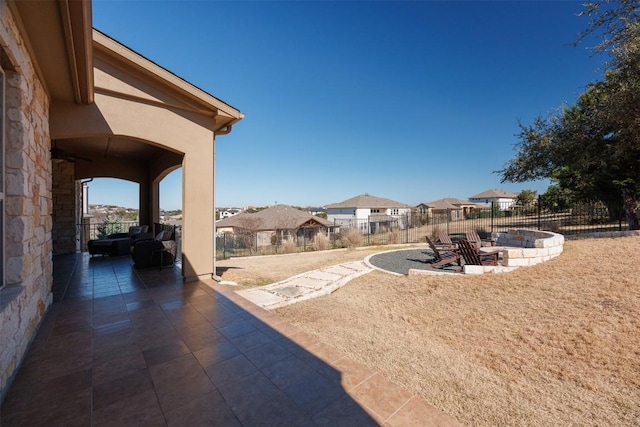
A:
[216, 205, 332, 231]
[469, 189, 519, 199]
[325, 194, 408, 209]
[423, 198, 477, 209]
[424, 199, 463, 210]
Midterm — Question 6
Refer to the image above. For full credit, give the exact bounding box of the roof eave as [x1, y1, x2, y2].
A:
[9, 0, 94, 104]
[92, 29, 244, 131]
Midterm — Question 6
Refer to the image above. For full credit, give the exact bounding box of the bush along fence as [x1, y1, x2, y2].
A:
[215, 198, 629, 260]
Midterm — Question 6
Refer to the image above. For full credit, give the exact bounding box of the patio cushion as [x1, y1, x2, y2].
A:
[88, 237, 133, 256]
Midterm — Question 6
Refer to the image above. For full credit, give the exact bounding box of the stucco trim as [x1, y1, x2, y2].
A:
[92, 29, 243, 127]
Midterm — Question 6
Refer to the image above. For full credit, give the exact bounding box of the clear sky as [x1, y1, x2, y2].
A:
[90, 0, 604, 210]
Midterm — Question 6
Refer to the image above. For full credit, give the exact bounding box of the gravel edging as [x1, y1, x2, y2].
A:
[365, 248, 461, 275]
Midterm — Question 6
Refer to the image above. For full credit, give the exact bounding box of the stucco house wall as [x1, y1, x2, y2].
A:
[469, 190, 519, 211]
[469, 197, 516, 211]
[0, 2, 54, 400]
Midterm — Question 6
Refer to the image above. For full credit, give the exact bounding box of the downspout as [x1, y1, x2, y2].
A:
[214, 114, 244, 137]
[212, 116, 243, 280]
[81, 178, 93, 215]
[80, 178, 93, 251]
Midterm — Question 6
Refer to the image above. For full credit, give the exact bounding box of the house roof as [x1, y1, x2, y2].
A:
[424, 199, 463, 210]
[325, 194, 409, 209]
[469, 189, 519, 199]
[216, 205, 332, 231]
[422, 198, 477, 210]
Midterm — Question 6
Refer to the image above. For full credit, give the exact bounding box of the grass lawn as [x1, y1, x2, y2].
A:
[238, 237, 640, 426]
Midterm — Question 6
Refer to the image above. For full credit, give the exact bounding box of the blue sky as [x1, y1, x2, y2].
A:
[90, 1, 604, 210]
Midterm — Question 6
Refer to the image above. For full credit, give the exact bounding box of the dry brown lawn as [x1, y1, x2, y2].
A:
[218, 237, 640, 426]
[216, 246, 409, 287]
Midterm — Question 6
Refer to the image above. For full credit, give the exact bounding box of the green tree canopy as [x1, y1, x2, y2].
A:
[500, 0, 640, 229]
[515, 189, 537, 209]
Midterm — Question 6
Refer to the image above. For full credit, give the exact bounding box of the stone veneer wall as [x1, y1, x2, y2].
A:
[0, 2, 54, 402]
[52, 161, 78, 254]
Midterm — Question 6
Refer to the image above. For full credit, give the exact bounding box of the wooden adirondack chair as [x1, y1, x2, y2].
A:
[437, 231, 458, 250]
[425, 236, 461, 268]
[465, 231, 493, 250]
[465, 230, 483, 250]
[457, 239, 501, 266]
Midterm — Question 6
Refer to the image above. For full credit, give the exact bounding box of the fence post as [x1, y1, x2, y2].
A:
[490, 202, 494, 233]
[537, 195, 542, 230]
[619, 214, 623, 231]
[405, 214, 409, 243]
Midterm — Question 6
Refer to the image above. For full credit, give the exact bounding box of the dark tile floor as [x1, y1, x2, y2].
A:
[0, 253, 461, 426]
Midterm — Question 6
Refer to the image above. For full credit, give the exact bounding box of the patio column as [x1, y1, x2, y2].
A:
[139, 177, 153, 230]
[181, 142, 215, 282]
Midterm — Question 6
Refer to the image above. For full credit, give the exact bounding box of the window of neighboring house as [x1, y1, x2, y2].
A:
[391, 209, 399, 215]
[0, 65, 5, 290]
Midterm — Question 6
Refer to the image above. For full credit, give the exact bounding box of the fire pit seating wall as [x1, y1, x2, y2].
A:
[494, 229, 565, 267]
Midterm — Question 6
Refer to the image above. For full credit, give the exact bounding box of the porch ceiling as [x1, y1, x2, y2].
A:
[10, 0, 93, 104]
[54, 136, 182, 164]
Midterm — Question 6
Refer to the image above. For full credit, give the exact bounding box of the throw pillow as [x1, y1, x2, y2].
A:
[162, 229, 174, 241]
[128, 226, 144, 237]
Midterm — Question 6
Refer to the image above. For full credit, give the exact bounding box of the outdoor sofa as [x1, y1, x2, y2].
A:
[87, 225, 152, 256]
[131, 224, 177, 269]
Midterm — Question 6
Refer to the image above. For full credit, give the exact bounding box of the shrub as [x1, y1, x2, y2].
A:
[96, 215, 121, 239]
[341, 227, 363, 248]
[281, 238, 297, 254]
[428, 227, 441, 242]
[313, 233, 329, 251]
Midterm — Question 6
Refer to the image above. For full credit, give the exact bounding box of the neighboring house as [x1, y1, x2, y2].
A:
[418, 198, 480, 221]
[216, 205, 333, 247]
[325, 194, 411, 233]
[0, 0, 242, 402]
[219, 208, 241, 219]
[469, 189, 520, 211]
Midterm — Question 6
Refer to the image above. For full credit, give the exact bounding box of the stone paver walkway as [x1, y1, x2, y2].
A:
[237, 261, 373, 309]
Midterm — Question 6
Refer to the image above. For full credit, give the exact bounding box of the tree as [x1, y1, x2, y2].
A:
[515, 189, 537, 210]
[96, 215, 121, 239]
[499, 1, 640, 229]
[539, 184, 576, 213]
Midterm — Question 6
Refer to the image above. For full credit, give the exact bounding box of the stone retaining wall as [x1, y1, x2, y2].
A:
[498, 229, 564, 267]
[463, 229, 564, 274]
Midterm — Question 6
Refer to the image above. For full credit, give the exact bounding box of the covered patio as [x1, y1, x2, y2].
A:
[50, 29, 243, 282]
[2, 0, 242, 409]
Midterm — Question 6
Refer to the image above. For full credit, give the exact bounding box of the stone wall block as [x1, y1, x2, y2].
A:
[6, 257, 24, 285]
[5, 170, 28, 197]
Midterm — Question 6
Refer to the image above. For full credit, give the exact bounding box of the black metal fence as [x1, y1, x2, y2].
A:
[215, 199, 629, 260]
[81, 221, 141, 241]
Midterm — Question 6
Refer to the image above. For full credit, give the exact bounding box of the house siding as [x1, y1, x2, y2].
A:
[1, 1, 54, 401]
[469, 197, 515, 211]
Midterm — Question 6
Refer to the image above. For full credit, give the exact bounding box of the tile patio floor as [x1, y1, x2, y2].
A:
[0, 253, 461, 426]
